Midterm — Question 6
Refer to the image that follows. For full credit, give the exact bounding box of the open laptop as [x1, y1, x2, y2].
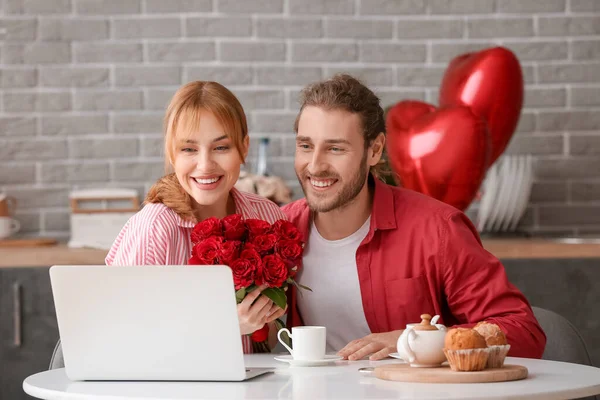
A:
[49, 265, 272, 381]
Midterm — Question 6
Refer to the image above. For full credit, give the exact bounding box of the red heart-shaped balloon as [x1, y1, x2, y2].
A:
[386, 101, 491, 211]
[439, 47, 523, 165]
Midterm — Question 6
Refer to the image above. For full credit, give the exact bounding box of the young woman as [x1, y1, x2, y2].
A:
[106, 81, 287, 352]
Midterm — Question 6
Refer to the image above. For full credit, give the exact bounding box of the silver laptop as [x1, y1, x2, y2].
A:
[49, 265, 272, 381]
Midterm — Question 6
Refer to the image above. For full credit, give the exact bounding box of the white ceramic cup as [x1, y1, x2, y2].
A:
[0, 217, 20, 239]
[277, 326, 326, 361]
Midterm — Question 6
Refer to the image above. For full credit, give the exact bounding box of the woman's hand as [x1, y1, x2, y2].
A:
[237, 285, 275, 335]
[265, 284, 288, 324]
[266, 302, 287, 324]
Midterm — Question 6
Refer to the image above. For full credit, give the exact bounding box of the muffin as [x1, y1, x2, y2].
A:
[474, 322, 511, 368]
[443, 328, 490, 371]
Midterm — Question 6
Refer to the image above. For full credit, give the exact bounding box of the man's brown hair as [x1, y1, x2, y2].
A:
[294, 74, 389, 180]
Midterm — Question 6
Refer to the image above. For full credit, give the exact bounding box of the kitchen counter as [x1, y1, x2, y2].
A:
[482, 238, 600, 259]
[0, 244, 107, 267]
[1, 239, 600, 268]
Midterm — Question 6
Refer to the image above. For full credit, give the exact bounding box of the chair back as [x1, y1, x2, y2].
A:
[532, 306, 593, 366]
[532, 306, 597, 400]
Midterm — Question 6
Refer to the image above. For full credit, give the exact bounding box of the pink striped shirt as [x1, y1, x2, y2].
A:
[105, 187, 287, 354]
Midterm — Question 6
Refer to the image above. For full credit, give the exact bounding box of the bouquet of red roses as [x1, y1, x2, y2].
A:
[188, 214, 308, 352]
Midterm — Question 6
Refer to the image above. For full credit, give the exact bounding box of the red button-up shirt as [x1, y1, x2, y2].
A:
[282, 177, 546, 359]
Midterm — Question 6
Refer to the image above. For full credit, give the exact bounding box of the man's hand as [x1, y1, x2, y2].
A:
[338, 330, 404, 361]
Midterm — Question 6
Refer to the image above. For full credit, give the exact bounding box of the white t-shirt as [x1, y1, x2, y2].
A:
[296, 216, 372, 352]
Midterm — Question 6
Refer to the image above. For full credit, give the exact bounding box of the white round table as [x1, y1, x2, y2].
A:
[23, 354, 600, 400]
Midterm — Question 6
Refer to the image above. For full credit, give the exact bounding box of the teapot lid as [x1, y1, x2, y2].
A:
[411, 314, 439, 331]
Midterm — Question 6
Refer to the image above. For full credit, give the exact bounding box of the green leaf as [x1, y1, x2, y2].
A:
[274, 318, 285, 331]
[290, 279, 313, 295]
[245, 284, 258, 293]
[296, 282, 313, 292]
[261, 287, 287, 309]
[286, 278, 312, 293]
[235, 287, 246, 303]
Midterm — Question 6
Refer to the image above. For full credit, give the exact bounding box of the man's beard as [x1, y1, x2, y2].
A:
[298, 151, 369, 213]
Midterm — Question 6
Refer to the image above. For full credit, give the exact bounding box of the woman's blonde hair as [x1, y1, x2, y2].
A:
[164, 80, 248, 172]
[145, 81, 248, 222]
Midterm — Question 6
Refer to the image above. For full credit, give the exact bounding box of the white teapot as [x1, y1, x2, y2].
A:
[397, 313, 447, 368]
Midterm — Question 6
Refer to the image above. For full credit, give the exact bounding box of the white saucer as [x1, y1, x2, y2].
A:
[274, 355, 343, 367]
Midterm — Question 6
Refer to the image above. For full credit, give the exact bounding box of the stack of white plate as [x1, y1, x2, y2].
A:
[476, 155, 534, 233]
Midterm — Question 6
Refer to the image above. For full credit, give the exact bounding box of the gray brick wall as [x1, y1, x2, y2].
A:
[0, 0, 599, 238]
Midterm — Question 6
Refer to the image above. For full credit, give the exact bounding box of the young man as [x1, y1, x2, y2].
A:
[282, 74, 545, 361]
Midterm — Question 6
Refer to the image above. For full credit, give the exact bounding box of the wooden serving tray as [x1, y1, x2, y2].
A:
[374, 364, 528, 383]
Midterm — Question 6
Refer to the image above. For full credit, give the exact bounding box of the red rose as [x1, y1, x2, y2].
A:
[192, 236, 223, 264]
[220, 240, 241, 265]
[191, 217, 222, 244]
[230, 258, 256, 290]
[252, 233, 278, 255]
[288, 264, 299, 278]
[250, 324, 269, 343]
[257, 254, 288, 288]
[276, 239, 303, 266]
[222, 214, 247, 241]
[230, 247, 262, 289]
[242, 242, 257, 252]
[240, 247, 262, 269]
[245, 219, 272, 239]
[188, 255, 203, 265]
[273, 220, 302, 241]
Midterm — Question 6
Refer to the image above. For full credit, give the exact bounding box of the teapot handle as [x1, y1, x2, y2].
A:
[400, 327, 417, 363]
